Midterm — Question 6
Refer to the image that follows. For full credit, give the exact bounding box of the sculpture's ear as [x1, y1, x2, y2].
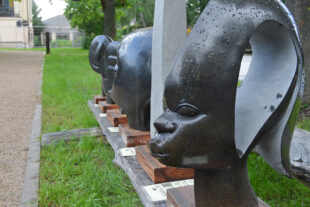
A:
[89, 35, 112, 74]
[235, 20, 300, 159]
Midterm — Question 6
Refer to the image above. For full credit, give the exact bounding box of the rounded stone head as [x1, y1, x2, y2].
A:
[112, 30, 152, 131]
[89, 35, 119, 103]
[149, 0, 304, 173]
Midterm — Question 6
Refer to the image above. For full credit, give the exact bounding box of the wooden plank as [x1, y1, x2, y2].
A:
[93, 95, 106, 104]
[88, 100, 166, 207]
[98, 101, 119, 113]
[167, 186, 269, 207]
[119, 124, 150, 147]
[136, 145, 194, 184]
[107, 109, 128, 127]
[41, 127, 103, 146]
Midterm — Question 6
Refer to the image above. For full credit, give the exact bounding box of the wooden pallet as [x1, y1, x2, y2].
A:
[136, 145, 194, 184]
[98, 101, 119, 113]
[119, 124, 150, 147]
[107, 109, 128, 127]
[93, 95, 106, 104]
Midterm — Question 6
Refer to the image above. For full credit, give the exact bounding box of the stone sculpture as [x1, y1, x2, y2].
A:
[149, 0, 307, 206]
[89, 35, 119, 104]
[111, 29, 153, 131]
[151, 0, 187, 138]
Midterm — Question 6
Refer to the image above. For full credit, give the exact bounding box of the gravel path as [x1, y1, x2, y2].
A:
[0, 51, 44, 207]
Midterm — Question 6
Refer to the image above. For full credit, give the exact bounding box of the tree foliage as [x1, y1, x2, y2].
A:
[62, 0, 155, 47]
[32, 0, 44, 35]
[187, 0, 210, 26]
[115, 0, 155, 39]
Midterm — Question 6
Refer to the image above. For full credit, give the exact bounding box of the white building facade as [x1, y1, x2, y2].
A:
[0, 0, 33, 48]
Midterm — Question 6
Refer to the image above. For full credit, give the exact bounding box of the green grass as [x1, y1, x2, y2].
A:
[40, 48, 141, 206]
[0, 47, 46, 51]
[40, 137, 141, 207]
[39, 48, 310, 206]
[41, 48, 100, 133]
[248, 153, 310, 206]
[51, 39, 73, 47]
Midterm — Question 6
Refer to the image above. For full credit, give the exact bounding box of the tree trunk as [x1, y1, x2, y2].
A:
[101, 0, 116, 39]
[286, 0, 310, 102]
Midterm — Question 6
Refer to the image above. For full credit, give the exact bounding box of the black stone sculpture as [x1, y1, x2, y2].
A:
[149, 0, 306, 206]
[111, 30, 153, 131]
[89, 35, 119, 104]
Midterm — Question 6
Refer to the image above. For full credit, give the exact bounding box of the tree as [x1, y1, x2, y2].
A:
[32, 0, 44, 35]
[286, 0, 310, 102]
[102, 0, 116, 38]
[186, 0, 209, 26]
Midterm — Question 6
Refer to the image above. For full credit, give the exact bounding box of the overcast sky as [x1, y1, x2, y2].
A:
[34, 0, 66, 21]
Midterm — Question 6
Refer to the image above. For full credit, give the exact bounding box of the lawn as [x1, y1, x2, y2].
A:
[39, 48, 141, 206]
[39, 48, 310, 206]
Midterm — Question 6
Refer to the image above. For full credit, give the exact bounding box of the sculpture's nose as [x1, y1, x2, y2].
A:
[154, 118, 176, 133]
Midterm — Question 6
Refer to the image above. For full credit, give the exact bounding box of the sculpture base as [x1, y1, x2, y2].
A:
[93, 95, 106, 104]
[107, 109, 128, 127]
[136, 145, 194, 184]
[167, 186, 269, 207]
[98, 101, 119, 113]
[119, 124, 150, 147]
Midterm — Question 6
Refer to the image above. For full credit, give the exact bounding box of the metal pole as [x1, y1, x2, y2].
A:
[46, 32, 50, 54]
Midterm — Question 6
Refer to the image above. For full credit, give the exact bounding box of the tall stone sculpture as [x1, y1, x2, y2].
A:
[151, 0, 187, 137]
[149, 0, 307, 206]
[89, 36, 119, 104]
[111, 29, 153, 131]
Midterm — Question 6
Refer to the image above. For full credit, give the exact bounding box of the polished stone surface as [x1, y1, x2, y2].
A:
[151, 0, 187, 137]
[149, 0, 305, 206]
[112, 30, 153, 131]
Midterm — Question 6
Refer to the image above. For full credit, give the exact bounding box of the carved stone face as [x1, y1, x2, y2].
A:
[149, 0, 303, 172]
[103, 41, 119, 103]
[89, 35, 119, 103]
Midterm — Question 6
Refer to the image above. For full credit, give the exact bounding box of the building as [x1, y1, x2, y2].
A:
[0, 0, 33, 48]
[42, 15, 83, 47]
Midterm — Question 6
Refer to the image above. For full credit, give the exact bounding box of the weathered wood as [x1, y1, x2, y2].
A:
[93, 95, 106, 104]
[41, 127, 103, 146]
[107, 109, 128, 127]
[99, 101, 119, 113]
[88, 100, 166, 207]
[119, 124, 150, 147]
[166, 186, 269, 207]
[136, 145, 194, 184]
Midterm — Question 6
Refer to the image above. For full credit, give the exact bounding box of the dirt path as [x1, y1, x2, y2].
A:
[0, 51, 43, 206]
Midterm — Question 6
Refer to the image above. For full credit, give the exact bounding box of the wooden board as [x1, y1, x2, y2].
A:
[136, 145, 194, 184]
[107, 109, 128, 127]
[167, 186, 269, 207]
[88, 100, 167, 207]
[119, 124, 150, 147]
[42, 127, 103, 146]
[98, 101, 119, 113]
[93, 95, 106, 104]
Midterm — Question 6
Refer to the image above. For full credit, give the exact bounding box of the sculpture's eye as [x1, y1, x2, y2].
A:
[175, 103, 200, 117]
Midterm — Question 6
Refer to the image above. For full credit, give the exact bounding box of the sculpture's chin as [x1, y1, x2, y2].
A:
[150, 152, 169, 160]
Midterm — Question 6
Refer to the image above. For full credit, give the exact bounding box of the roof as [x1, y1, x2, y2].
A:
[43, 15, 70, 27]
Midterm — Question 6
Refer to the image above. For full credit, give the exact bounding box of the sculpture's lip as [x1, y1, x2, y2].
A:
[150, 152, 169, 159]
